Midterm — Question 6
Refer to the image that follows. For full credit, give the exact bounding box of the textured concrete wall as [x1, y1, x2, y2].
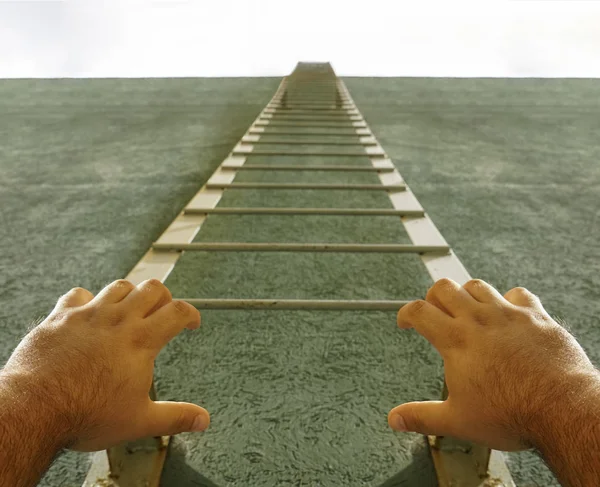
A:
[0, 77, 599, 486]
[0, 78, 279, 484]
[345, 77, 600, 486]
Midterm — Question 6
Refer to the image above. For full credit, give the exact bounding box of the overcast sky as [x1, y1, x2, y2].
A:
[1, 0, 600, 78]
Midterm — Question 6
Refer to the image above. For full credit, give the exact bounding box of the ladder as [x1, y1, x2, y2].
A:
[83, 63, 515, 487]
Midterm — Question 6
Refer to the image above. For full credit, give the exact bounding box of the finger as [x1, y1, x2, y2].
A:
[55, 287, 94, 311]
[144, 401, 210, 437]
[143, 300, 201, 349]
[388, 400, 453, 436]
[91, 279, 136, 305]
[504, 287, 543, 310]
[426, 278, 476, 317]
[121, 279, 172, 318]
[397, 300, 461, 353]
[462, 279, 505, 304]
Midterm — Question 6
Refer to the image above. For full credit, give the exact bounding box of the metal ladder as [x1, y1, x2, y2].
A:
[84, 62, 515, 487]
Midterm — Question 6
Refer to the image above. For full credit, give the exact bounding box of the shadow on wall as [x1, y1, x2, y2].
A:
[160, 438, 437, 487]
[160, 438, 221, 487]
[377, 446, 438, 487]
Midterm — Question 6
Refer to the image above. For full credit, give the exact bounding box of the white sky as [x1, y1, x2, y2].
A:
[1, 0, 600, 78]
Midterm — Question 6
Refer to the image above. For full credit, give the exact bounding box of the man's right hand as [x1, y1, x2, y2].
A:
[388, 279, 600, 486]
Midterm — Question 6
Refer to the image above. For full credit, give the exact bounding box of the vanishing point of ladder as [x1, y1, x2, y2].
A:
[84, 63, 515, 487]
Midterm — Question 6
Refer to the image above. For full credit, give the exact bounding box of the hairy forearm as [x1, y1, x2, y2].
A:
[531, 373, 600, 487]
[0, 372, 67, 487]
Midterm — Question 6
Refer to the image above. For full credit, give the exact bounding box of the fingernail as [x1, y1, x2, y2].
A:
[391, 414, 407, 432]
[191, 415, 208, 432]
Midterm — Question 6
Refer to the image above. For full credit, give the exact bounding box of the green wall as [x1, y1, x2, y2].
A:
[1, 76, 599, 486]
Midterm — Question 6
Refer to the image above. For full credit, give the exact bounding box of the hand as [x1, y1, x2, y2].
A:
[388, 278, 600, 451]
[0, 279, 209, 452]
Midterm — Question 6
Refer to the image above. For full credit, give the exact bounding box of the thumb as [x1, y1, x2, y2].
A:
[388, 400, 452, 436]
[145, 401, 210, 436]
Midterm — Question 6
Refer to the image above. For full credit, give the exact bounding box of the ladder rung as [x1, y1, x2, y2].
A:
[242, 139, 375, 146]
[258, 119, 356, 124]
[269, 108, 354, 114]
[267, 114, 358, 119]
[269, 107, 353, 113]
[272, 104, 353, 109]
[284, 94, 346, 98]
[272, 105, 355, 110]
[184, 207, 425, 217]
[221, 164, 392, 172]
[283, 82, 338, 84]
[283, 97, 347, 102]
[249, 130, 367, 137]
[286, 80, 339, 82]
[260, 113, 363, 123]
[153, 242, 449, 253]
[257, 122, 362, 128]
[282, 88, 344, 91]
[233, 150, 381, 157]
[205, 182, 406, 191]
[282, 90, 344, 92]
[285, 82, 340, 86]
[284, 88, 344, 91]
[182, 299, 411, 311]
[275, 100, 350, 103]
[262, 119, 359, 124]
[274, 99, 350, 103]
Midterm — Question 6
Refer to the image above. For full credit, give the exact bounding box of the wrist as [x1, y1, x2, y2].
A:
[0, 369, 72, 451]
[526, 369, 600, 453]
[524, 370, 600, 487]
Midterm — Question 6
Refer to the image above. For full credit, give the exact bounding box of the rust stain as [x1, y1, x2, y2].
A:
[483, 478, 508, 487]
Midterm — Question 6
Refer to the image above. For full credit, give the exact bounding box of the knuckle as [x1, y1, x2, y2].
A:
[131, 326, 152, 349]
[61, 304, 95, 325]
[470, 306, 492, 325]
[501, 303, 527, 322]
[407, 299, 427, 316]
[432, 278, 454, 294]
[437, 278, 454, 287]
[69, 287, 87, 295]
[511, 286, 529, 297]
[172, 300, 192, 316]
[104, 307, 126, 326]
[522, 307, 548, 325]
[48, 308, 68, 323]
[404, 412, 423, 433]
[113, 279, 134, 290]
[465, 279, 485, 289]
[143, 278, 164, 290]
[161, 285, 172, 301]
[446, 326, 466, 348]
[173, 410, 193, 432]
[67, 305, 89, 319]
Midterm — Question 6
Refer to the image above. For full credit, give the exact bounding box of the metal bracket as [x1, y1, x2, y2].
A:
[83, 436, 169, 487]
[428, 436, 515, 487]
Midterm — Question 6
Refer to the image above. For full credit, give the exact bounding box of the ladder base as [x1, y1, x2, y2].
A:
[83, 437, 169, 487]
[428, 436, 515, 487]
